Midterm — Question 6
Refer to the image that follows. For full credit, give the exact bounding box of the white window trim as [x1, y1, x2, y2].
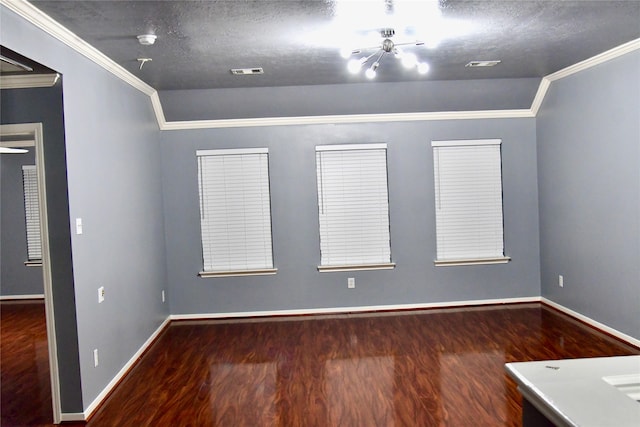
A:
[315, 143, 394, 272]
[431, 139, 510, 267]
[433, 257, 510, 267]
[196, 147, 276, 277]
[317, 263, 396, 273]
[198, 268, 277, 278]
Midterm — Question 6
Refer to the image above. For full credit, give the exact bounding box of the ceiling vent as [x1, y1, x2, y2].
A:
[465, 60, 502, 68]
[230, 67, 264, 75]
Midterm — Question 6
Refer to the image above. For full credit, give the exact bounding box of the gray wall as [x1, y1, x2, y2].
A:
[1, 149, 43, 296]
[159, 78, 541, 121]
[161, 117, 541, 315]
[537, 50, 640, 339]
[2, 5, 169, 413]
[1, 84, 82, 412]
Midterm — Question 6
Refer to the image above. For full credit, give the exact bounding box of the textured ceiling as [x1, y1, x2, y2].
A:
[27, 0, 640, 91]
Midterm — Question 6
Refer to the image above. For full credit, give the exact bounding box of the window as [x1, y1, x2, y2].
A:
[315, 144, 394, 271]
[196, 148, 276, 277]
[22, 165, 42, 262]
[432, 139, 510, 266]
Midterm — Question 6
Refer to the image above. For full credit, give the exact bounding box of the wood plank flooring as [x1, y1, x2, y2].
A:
[1, 301, 53, 426]
[1, 301, 638, 426]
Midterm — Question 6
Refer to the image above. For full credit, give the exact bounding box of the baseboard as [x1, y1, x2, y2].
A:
[0, 294, 45, 300]
[59, 412, 85, 422]
[541, 297, 640, 348]
[82, 316, 171, 420]
[170, 297, 542, 321]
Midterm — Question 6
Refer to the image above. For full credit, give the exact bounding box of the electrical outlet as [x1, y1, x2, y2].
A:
[348, 277, 355, 289]
[93, 349, 99, 367]
[98, 286, 105, 303]
[162, 290, 165, 303]
[559, 275, 564, 288]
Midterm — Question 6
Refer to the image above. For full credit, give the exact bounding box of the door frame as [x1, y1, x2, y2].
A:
[0, 122, 62, 423]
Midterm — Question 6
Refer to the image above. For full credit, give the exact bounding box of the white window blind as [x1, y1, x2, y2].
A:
[432, 139, 509, 266]
[22, 165, 42, 261]
[196, 148, 275, 276]
[316, 144, 393, 271]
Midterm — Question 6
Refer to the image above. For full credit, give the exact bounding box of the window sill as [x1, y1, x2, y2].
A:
[318, 263, 396, 273]
[24, 260, 43, 267]
[198, 268, 277, 278]
[434, 257, 511, 267]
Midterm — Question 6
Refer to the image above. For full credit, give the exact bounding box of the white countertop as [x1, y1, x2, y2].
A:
[506, 355, 640, 427]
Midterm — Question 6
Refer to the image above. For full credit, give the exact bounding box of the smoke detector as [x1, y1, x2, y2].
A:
[137, 34, 157, 46]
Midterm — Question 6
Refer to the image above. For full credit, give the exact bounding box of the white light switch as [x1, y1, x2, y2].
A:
[76, 218, 83, 235]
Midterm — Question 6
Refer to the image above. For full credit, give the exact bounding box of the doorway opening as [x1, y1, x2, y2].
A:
[0, 122, 62, 423]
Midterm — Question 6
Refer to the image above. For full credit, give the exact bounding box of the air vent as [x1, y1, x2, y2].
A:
[465, 60, 501, 68]
[230, 67, 264, 75]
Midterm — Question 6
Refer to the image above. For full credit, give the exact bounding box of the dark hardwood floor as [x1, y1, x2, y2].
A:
[1, 301, 53, 426]
[1, 301, 638, 426]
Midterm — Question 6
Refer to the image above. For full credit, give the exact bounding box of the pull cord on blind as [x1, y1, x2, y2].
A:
[432, 139, 510, 266]
[315, 144, 394, 272]
[196, 148, 276, 277]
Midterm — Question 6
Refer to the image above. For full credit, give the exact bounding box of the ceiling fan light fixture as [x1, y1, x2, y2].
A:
[340, 47, 359, 59]
[401, 52, 417, 69]
[365, 62, 379, 79]
[0, 54, 33, 72]
[417, 62, 430, 74]
[137, 34, 157, 46]
[343, 28, 430, 80]
[347, 58, 365, 74]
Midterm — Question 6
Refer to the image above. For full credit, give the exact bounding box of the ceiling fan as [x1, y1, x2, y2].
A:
[342, 28, 429, 79]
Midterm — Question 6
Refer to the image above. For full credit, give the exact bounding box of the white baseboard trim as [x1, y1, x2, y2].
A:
[170, 297, 542, 321]
[0, 294, 45, 300]
[542, 297, 640, 348]
[59, 412, 85, 422]
[82, 316, 171, 420]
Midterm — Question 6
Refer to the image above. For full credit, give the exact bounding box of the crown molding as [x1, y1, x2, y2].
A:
[3, 0, 639, 130]
[529, 77, 551, 117]
[545, 38, 640, 83]
[529, 38, 639, 116]
[149, 91, 167, 129]
[0, 72, 59, 89]
[160, 109, 535, 130]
